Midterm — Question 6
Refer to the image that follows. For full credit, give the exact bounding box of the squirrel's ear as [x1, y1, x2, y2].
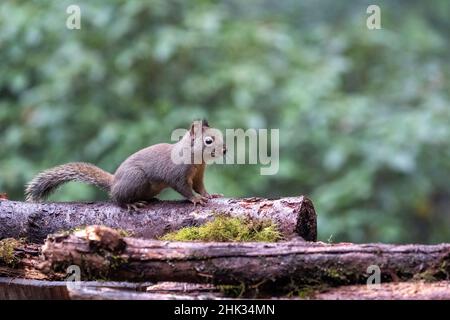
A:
[190, 119, 208, 136]
[189, 122, 195, 136]
[189, 121, 199, 136]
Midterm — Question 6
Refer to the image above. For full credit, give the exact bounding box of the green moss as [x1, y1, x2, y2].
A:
[160, 216, 282, 242]
[413, 270, 438, 282]
[218, 283, 247, 298]
[0, 238, 24, 266]
[438, 260, 450, 279]
[294, 287, 316, 299]
[117, 229, 133, 237]
[108, 254, 128, 270]
[324, 267, 348, 282]
[413, 260, 450, 282]
[58, 226, 133, 238]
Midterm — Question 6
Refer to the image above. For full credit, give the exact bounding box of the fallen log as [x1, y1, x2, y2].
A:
[2, 277, 450, 300]
[68, 281, 450, 300]
[68, 283, 225, 300]
[101, 280, 450, 300]
[0, 196, 317, 242]
[3, 226, 448, 290]
[68, 280, 450, 300]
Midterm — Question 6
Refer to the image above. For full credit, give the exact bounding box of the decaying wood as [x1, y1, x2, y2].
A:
[3, 226, 447, 290]
[0, 277, 70, 300]
[0, 277, 226, 300]
[0, 196, 317, 242]
[313, 281, 450, 300]
[2, 276, 450, 300]
[68, 283, 225, 300]
[70, 280, 450, 300]
[0, 277, 153, 300]
[0, 241, 48, 280]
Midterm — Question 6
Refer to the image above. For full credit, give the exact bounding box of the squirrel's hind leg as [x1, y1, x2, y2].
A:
[125, 201, 149, 212]
[124, 197, 161, 212]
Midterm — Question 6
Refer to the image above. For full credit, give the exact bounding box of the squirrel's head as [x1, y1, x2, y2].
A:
[187, 120, 227, 163]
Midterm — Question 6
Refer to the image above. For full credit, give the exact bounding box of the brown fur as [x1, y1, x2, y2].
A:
[25, 162, 113, 202]
[192, 164, 207, 196]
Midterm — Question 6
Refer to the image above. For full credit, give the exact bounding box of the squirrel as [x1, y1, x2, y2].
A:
[25, 120, 227, 210]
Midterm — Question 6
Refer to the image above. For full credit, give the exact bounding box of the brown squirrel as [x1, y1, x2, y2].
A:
[25, 120, 226, 209]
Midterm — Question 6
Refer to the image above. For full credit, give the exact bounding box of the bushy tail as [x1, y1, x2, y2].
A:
[25, 162, 114, 202]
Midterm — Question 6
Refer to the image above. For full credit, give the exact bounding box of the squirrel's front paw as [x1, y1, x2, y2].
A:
[190, 195, 208, 207]
[208, 193, 223, 199]
[201, 192, 223, 199]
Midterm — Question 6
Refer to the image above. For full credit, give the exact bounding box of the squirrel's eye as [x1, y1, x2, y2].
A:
[204, 136, 214, 145]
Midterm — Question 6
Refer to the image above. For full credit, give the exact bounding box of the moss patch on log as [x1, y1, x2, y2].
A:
[218, 283, 247, 298]
[160, 215, 282, 242]
[0, 238, 24, 266]
[59, 226, 133, 238]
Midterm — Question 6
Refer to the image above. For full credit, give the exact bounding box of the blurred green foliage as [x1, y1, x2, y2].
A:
[1, 0, 449, 243]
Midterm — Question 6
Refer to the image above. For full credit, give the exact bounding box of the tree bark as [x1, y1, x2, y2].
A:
[311, 281, 450, 300]
[0, 278, 153, 300]
[2, 276, 450, 300]
[0, 196, 317, 243]
[3, 226, 447, 290]
[69, 280, 450, 300]
[67, 283, 225, 300]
